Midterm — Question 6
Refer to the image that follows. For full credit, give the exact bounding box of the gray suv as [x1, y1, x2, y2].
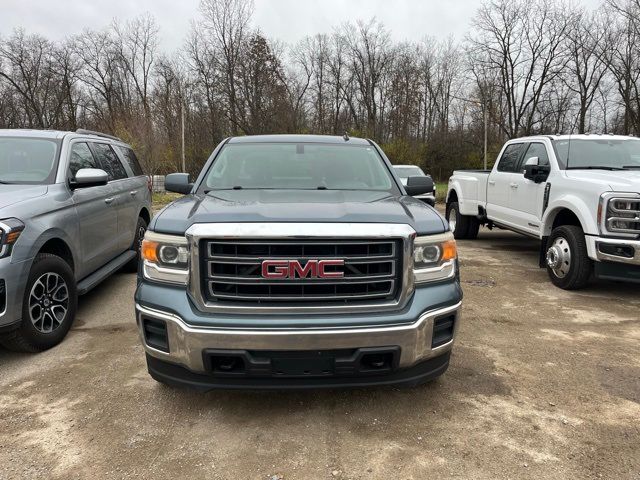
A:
[0, 129, 152, 352]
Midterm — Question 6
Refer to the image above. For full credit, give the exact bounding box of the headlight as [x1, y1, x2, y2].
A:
[0, 218, 25, 259]
[413, 232, 457, 283]
[141, 231, 189, 285]
[599, 193, 640, 237]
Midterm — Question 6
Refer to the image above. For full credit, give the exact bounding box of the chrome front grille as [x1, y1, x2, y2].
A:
[202, 239, 402, 303]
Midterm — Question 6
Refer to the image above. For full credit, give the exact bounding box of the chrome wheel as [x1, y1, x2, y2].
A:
[28, 273, 69, 333]
[449, 208, 457, 233]
[546, 236, 571, 279]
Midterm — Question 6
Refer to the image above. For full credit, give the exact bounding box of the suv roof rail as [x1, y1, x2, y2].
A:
[75, 129, 122, 142]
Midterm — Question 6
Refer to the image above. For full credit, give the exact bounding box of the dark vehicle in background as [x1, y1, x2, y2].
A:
[135, 134, 461, 391]
[0, 129, 151, 352]
[393, 165, 436, 206]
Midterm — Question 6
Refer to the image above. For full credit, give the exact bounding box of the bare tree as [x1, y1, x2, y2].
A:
[198, 0, 254, 135]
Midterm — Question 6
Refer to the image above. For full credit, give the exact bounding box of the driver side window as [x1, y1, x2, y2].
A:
[69, 142, 98, 178]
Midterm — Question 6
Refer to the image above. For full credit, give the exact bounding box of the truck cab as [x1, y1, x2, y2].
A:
[446, 134, 640, 289]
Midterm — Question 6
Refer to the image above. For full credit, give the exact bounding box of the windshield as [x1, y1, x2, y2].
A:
[203, 143, 396, 191]
[0, 137, 60, 184]
[393, 166, 424, 178]
[553, 138, 640, 170]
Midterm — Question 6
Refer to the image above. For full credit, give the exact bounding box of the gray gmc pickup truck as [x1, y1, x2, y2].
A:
[135, 135, 462, 390]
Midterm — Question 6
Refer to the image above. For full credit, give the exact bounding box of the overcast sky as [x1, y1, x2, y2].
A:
[0, 0, 604, 52]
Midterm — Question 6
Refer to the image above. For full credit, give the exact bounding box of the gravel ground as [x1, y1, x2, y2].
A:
[1, 227, 639, 480]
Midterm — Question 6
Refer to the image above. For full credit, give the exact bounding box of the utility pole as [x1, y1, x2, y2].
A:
[181, 99, 185, 173]
[483, 102, 488, 170]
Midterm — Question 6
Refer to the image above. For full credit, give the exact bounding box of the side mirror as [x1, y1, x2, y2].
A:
[405, 175, 434, 196]
[165, 173, 193, 194]
[523, 157, 550, 183]
[71, 168, 108, 189]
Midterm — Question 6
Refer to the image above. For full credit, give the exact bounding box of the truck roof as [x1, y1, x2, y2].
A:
[512, 133, 639, 142]
[227, 134, 371, 145]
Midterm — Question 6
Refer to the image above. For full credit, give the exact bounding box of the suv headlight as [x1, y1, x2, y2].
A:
[0, 218, 25, 259]
[599, 193, 640, 237]
[413, 232, 457, 283]
[141, 231, 189, 285]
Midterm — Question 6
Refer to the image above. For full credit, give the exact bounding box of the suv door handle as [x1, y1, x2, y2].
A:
[105, 197, 115, 204]
[488, 180, 496, 186]
[130, 190, 138, 196]
[510, 183, 519, 189]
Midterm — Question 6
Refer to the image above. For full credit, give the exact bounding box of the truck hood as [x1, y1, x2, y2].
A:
[151, 189, 447, 236]
[0, 184, 48, 210]
[564, 170, 640, 192]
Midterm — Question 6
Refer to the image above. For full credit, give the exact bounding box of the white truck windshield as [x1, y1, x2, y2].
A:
[554, 138, 640, 170]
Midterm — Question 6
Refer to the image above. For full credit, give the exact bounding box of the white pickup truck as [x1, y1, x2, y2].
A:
[446, 134, 640, 289]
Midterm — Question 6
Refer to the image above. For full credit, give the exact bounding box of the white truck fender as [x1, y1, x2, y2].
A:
[542, 195, 599, 237]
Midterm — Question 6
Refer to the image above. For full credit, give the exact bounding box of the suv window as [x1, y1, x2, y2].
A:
[522, 142, 550, 168]
[91, 143, 128, 181]
[69, 142, 98, 178]
[116, 146, 144, 176]
[497, 143, 525, 173]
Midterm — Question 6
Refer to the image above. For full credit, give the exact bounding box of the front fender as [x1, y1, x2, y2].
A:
[542, 195, 598, 236]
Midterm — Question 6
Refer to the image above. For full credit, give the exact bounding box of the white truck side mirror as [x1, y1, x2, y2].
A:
[524, 157, 539, 167]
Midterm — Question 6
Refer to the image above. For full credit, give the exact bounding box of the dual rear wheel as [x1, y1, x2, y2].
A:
[446, 201, 479, 240]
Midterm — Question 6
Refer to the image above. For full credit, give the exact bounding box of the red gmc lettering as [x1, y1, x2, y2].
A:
[261, 259, 345, 279]
[261, 260, 289, 279]
[317, 260, 345, 278]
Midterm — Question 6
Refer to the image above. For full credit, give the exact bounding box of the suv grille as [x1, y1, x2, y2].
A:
[202, 239, 402, 303]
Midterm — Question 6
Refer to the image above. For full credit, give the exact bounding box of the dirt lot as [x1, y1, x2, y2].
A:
[1, 227, 639, 480]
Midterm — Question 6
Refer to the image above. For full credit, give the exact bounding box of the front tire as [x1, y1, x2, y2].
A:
[0, 253, 77, 352]
[545, 225, 592, 290]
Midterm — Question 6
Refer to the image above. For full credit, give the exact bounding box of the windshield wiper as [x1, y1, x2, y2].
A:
[0, 180, 14, 184]
[622, 165, 640, 169]
[566, 166, 625, 171]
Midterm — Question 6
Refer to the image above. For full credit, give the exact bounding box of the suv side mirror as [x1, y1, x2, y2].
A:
[405, 175, 434, 196]
[71, 168, 108, 189]
[523, 157, 550, 183]
[165, 173, 193, 194]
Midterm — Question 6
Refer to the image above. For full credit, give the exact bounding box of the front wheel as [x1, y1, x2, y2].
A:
[545, 225, 592, 290]
[0, 253, 77, 352]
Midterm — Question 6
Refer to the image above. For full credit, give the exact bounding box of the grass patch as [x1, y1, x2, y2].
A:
[152, 192, 182, 211]
[435, 182, 448, 204]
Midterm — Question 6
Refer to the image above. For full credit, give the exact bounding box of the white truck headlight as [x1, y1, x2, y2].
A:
[141, 231, 189, 285]
[599, 193, 640, 237]
[413, 232, 457, 283]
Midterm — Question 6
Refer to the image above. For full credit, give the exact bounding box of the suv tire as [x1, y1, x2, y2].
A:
[1, 253, 77, 352]
[545, 225, 592, 290]
[124, 217, 148, 273]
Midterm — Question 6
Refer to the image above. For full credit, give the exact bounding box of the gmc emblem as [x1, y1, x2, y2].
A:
[261, 259, 345, 279]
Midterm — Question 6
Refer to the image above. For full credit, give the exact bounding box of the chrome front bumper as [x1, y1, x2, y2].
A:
[136, 301, 462, 374]
[587, 236, 640, 266]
